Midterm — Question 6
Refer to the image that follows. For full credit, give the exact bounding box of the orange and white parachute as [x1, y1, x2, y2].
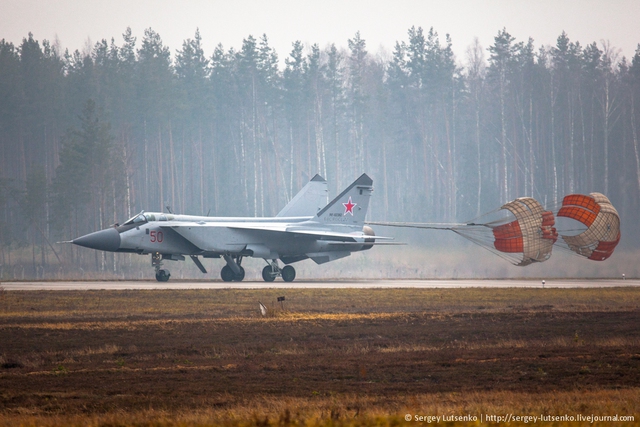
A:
[555, 193, 620, 261]
[489, 198, 558, 266]
[367, 193, 622, 266]
[448, 197, 558, 266]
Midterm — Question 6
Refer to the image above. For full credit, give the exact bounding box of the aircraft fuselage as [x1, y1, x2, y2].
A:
[70, 174, 387, 282]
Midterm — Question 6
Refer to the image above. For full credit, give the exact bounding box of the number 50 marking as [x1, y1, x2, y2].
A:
[150, 230, 164, 243]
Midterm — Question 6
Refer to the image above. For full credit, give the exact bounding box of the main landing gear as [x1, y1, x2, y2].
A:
[152, 252, 170, 282]
[220, 254, 245, 282]
[152, 253, 297, 283]
[220, 256, 296, 282]
[261, 260, 296, 282]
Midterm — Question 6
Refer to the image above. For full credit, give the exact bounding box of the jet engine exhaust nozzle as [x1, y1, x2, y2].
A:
[362, 225, 375, 251]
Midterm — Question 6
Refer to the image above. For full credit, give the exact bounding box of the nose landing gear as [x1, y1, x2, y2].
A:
[152, 252, 171, 282]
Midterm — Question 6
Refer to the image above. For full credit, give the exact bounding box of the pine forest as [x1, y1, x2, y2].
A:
[1, 26, 640, 278]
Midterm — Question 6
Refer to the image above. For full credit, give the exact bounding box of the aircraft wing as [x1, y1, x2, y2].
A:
[161, 222, 395, 252]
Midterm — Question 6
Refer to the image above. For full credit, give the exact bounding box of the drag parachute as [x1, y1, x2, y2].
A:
[556, 193, 620, 261]
[368, 197, 558, 266]
[367, 192, 622, 266]
[454, 197, 558, 266]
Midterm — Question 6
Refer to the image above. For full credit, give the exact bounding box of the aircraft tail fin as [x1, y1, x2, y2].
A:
[277, 174, 328, 217]
[314, 174, 373, 229]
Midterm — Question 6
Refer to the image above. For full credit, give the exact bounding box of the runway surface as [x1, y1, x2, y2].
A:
[1, 278, 638, 290]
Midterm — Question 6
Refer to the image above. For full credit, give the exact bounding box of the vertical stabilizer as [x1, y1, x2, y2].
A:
[315, 174, 373, 229]
[277, 174, 328, 217]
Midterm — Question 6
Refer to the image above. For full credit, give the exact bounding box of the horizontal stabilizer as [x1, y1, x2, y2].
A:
[326, 241, 406, 246]
[365, 221, 464, 230]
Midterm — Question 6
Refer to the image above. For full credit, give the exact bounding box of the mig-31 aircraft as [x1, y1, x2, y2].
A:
[70, 174, 395, 282]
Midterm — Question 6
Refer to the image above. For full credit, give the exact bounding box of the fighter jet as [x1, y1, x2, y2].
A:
[70, 174, 394, 282]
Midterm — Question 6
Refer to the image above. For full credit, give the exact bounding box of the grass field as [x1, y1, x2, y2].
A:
[0, 287, 639, 426]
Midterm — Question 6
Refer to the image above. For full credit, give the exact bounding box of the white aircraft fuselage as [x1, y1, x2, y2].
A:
[71, 174, 392, 282]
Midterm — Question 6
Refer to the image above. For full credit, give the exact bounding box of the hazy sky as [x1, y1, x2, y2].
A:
[2, 0, 639, 66]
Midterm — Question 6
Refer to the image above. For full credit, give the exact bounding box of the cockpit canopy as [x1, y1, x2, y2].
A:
[122, 211, 173, 226]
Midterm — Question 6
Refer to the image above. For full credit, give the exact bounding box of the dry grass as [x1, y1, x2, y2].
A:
[0, 287, 639, 426]
[0, 389, 638, 426]
[2, 287, 638, 318]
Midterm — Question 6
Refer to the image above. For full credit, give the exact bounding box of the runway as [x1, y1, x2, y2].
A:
[1, 278, 638, 290]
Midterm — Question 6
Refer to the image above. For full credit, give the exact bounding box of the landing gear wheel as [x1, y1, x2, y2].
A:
[152, 252, 169, 282]
[262, 265, 276, 282]
[281, 265, 296, 282]
[221, 265, 234, 282]
[155, 269, 170, 282]
[233, 266, 245, 282]
[221, 265, 245, 282]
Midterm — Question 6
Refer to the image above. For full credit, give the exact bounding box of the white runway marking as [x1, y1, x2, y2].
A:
[1, 279, 638, 290]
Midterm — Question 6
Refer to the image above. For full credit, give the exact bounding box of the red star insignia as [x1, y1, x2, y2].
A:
[343, 197, 357, 216]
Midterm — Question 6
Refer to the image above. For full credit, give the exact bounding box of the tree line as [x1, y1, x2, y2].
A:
[1, 27, 639, 275]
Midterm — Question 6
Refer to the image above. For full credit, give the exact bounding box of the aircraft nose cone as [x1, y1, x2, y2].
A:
[73, 228, 121, 252]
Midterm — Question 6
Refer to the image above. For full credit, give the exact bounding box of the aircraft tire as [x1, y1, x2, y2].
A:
[221, 265, 234, 282]
[282, 265, 296, 282]
[233, 266, 245, 282]
[262, 265, 276, 282]
[155, 269, 170, 282]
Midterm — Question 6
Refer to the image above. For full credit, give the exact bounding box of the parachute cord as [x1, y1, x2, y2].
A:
[450, 228, 523, 266]
[461, 207, 502, 225]
[365, 222, 464, 230]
